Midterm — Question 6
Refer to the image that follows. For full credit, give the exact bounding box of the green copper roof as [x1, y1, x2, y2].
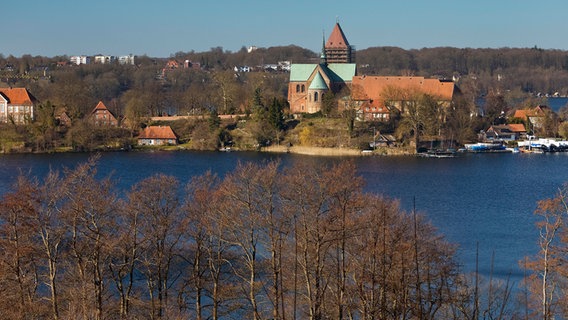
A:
[325, 63, 356, 82]
[289, 63, 356, 83]
[289, 64, 317, 82]
[309, 72, 328, 90]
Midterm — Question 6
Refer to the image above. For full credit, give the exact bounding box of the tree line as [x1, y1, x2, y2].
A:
[4, 45, 568, 116]
[0, 156, 534, 319]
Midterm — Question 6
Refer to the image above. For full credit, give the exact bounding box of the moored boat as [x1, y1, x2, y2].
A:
[464, 142, 507, 152]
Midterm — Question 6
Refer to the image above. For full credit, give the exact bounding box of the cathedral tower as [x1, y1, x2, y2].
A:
[324, 22, 355, 63]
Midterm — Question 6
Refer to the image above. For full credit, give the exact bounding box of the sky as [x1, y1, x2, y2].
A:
[3, 0, 568, 58]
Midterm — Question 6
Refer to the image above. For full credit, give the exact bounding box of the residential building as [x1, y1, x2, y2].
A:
[70, 55, 90, 65]
[0, 87, 38, 124]
[513, 106, 547, 129]
[484, 124, 526, 141]
[89, 101, 118, 126]
[119, 54, 135, 65]
[137, 126, 178, 145]
[351, 76, 458, 121]
[94, 55, 116, 64]
[55, 108, 72, 127]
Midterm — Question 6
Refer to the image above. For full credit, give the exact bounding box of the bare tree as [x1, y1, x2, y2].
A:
[524, 185, 568, 319]
[129, 174, 184, 320]
[0, 176, 42, 319]
[59, 157, 118, 320]
[215, 162, 275, 320]
[180, 172, 220, 320]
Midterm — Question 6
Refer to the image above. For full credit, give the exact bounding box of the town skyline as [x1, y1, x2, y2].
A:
[4, 0, 568, 58]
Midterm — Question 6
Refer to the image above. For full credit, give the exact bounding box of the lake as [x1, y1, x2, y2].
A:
[1, 150, 568, 288]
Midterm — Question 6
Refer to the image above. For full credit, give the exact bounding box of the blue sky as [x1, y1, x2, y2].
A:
[3, 0, 567, 57]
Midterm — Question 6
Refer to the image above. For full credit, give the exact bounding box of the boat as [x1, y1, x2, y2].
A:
[463, 142, 507, 152]
[520, 147, 545, 154]
[517, 138, 568, 153]
[418, 149, 458, 158]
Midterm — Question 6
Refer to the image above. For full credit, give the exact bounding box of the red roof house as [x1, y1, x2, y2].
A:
[89, 101, 118, 126]
[512, 106, 547, 129]
[137, 126, 178, 145]
[351, 76, 458, 121]
[0, 87, 39, 124]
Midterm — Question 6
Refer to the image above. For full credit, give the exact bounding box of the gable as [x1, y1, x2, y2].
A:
[93, 101, 109, 112]
[309, 71, 329, 90]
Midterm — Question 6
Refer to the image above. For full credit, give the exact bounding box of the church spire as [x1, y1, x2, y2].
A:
[320, 30, 327, 65]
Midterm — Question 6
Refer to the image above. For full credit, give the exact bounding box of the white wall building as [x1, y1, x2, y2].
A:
[70, 56, 90, 65]
[94, 55, 116, 64]
[119, 54, 135, 65]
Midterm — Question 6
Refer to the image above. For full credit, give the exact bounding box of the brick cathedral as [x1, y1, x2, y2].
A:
[287, 22, 356, 114]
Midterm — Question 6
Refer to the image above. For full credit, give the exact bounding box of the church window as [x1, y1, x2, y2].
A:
[296, 84, 300, 92]
[301, 84, 305, 92]
[314, 92, 318, 102]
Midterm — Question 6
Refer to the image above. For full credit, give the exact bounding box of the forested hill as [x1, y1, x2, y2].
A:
[3, 45, 568, 107]
[166, 45, 568, 95]
[356, 46, 568, 95]
[178, 45, 568, 95]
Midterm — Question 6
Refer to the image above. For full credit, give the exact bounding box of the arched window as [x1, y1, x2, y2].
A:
[314, 92, 319, 102]
[296, 84, 300, 92]
[321, 93, 325, 101]
[301, 84, 305, 92]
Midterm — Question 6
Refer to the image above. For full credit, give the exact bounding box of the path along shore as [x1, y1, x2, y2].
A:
[261, 145, 414, 156]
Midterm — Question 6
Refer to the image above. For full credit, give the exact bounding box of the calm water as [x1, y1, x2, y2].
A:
[1, 150, 568, 287]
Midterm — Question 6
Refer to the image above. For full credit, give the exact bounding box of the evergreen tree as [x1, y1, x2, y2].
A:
[267, 98, 284, 131]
